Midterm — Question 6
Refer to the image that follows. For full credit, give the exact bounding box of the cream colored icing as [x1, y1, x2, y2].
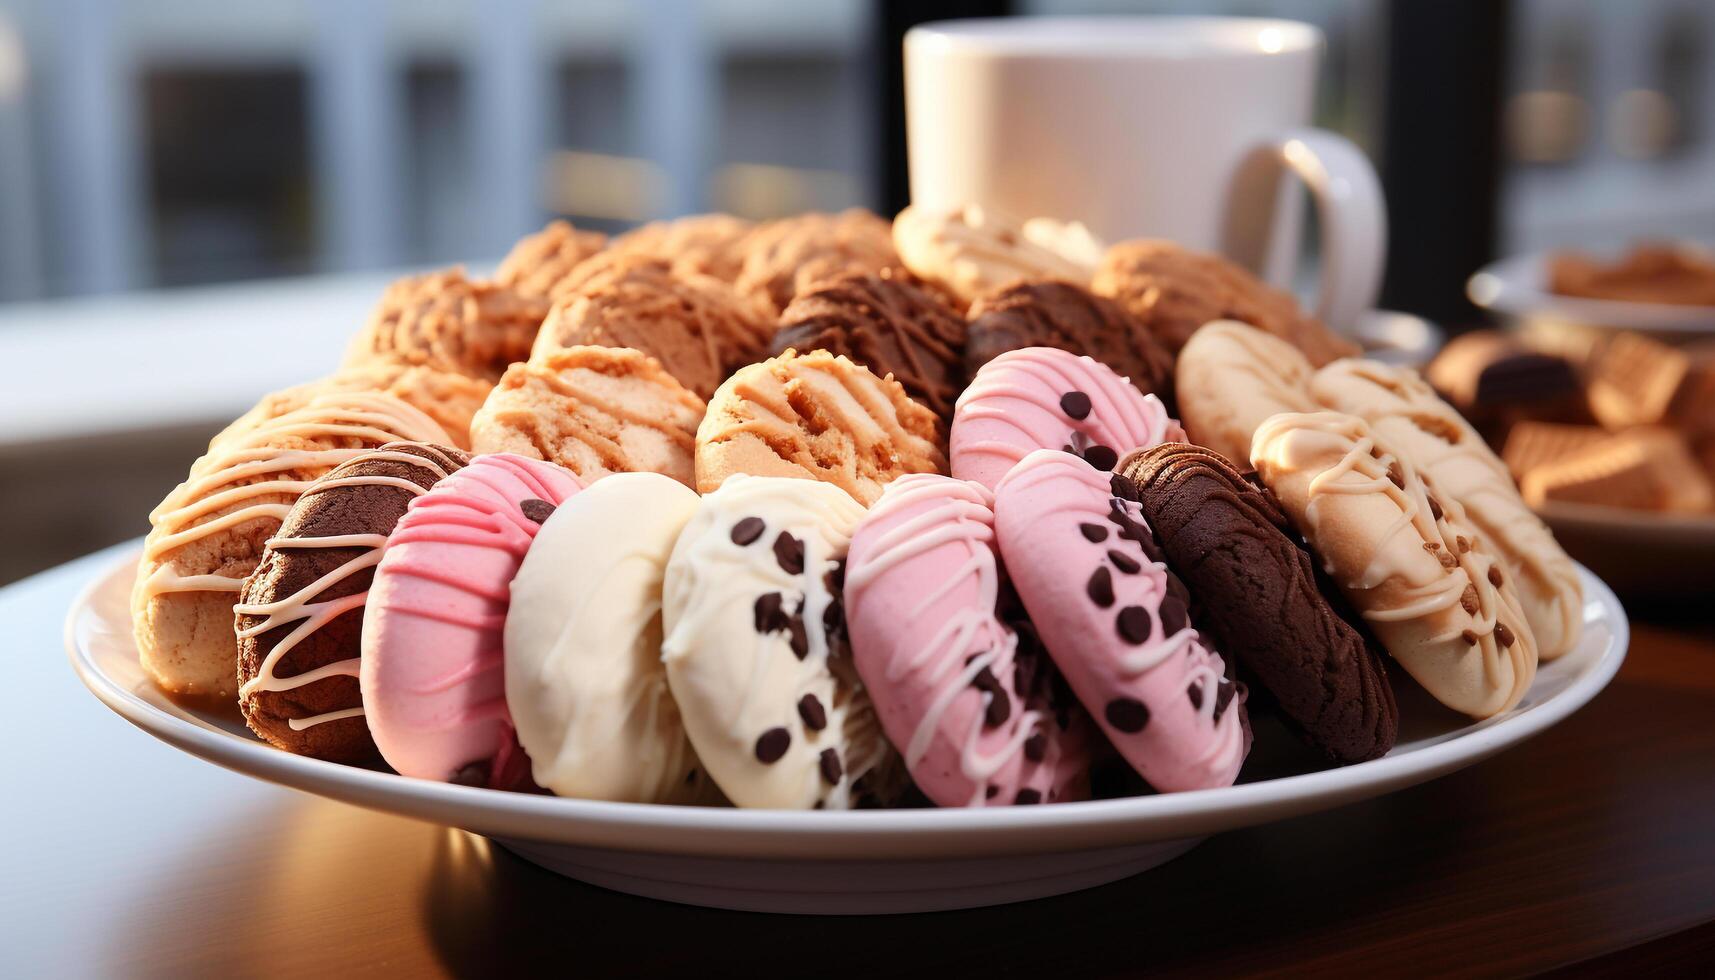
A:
[893, 203, 1104, 303]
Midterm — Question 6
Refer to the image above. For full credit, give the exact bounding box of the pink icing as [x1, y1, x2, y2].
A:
[950, 346, 1184, 491]
[845, 473, 1092, 807]
[360, 453, 583, 788]
[993, 449, 1247, 793]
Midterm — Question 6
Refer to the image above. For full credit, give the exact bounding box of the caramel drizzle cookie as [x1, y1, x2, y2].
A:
[235, 443, 469, 760]
[342, 267, 548, 381]
[133, 391, 451, 698]
[892, 203, 1104, 306]
[772, 270, 969, 425]
[470, 345, 706, 487]
[1174, 320, 1320, 469]
[964, 280, 1174, 402]
[610, 213, 755, 282]
[530, 254, 773, 400]
[695, 348, 946, 505]
[1251, 411, 1537, 719]
[733, 209, 901, 315]
[494, 219, 610, 301]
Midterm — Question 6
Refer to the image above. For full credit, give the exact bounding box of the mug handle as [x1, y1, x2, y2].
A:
[1220, 127, 1387, 335]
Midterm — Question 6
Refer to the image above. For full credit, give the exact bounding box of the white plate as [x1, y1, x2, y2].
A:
[1468, 251, 1715, 336]
[68, 546, 1628, 914]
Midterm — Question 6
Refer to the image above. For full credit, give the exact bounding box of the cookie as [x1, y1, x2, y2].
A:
[845, 473, 1094, 807]
[1424, 330, 1584, 432]
[994, 449, 1249, 792]
[530, 254, 772, 399]
[1586, 331, 1690, 429]
[772, 270, 968, 425]
[1117, 443, 1397, 763]
[964, 280, 1174, 403]
[733, 209, 900, 314]
[1313, 358, 1585, 661]
[891, 203, 1102, 306]
[1519, 427, 1714, 513]
[660, 475, 901, 809]
[1251, 411, 1538, 719]
[1094, 239, 1357, 364]
[505, 472, 716, 803]
[494, 219, 610, 301]
[342, 268, 547, 381]
[1174, 320, 1319, 468]
[133, 391, 450, 699]
[1501, 421, 1613, 483]
[361, 453, 584, 789]
[695, 349, 944, 505]
[235, 442, 469, 761]
[211, 363, 492, 451]
[951, 346, 1183, 491]
[470, 346, 706, 487]
[610, 213, 755, 282]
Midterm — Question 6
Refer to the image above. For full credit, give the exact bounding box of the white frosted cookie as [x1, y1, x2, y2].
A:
[505, 472, 715, 803]
[1175, 320, 1319, 468]
[1310, 358, 1583, 661]
[1252, 411, 1538, 719]
[661, 475, 899, 809]
[892, 204, 1103, 305]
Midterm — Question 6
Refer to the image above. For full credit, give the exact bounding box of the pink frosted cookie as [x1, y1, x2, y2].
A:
[951, 346, 1184, 491]
[993, 449, 1248, 792]
[361, 453, 583, 789]
[845, 473, 1092, 807]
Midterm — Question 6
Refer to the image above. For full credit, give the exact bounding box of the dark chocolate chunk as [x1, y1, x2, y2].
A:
[1488, 565, 1504, 587]
[1060, 390, 1092, 420]
[1086, 566, 1115, 607]
[973, 666, 1011, 727]
[731, 516, 765, 546]
[1083, 444, 1119, 471]
[754, 592, 789, 633]
[786, 615, 809, 659]
[1015, 788, 1043, 805]
[1159, 595, 1188, 636]
[772, 532, 805, 574]
[1495, 623, 1515, 648]
[451, 761, 490, 787]
[1116, 605, 1153, 644]
[818, 748, 843, 785]
[1212, 676, 1237, 723]
[1079, 522, 1109, 543]
[1105, 697, 1150, 733]
[1428, 495, 1444, 521]
[1108, 549, 1141, 574]
[754, 727, 790, 763]
[519, 498, 556, 524]
[797, 693, 827, 731]
[1023, 732, 1047, 762]
[985, 785, 999, 799]
[1461, 629, 1479, 646]
[1187, 682, 1204, 711]
[1386, 462, 1405, 489]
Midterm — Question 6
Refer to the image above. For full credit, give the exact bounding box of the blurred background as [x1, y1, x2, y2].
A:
[1, 0, 1713, 583]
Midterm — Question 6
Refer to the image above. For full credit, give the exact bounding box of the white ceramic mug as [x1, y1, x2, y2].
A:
[905, 16, 1386, 333]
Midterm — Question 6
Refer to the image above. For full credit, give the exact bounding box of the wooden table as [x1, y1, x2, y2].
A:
[6, 545, 1714, 978]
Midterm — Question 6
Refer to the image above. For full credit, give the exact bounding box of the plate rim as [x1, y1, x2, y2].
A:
[1468, 252, 1715, 333]
[67, 546, 1629, 861]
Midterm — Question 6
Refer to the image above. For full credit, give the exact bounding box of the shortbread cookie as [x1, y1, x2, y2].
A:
[1501, 422, 1613, 483]
[494, 219, 609, 301]
[470, 346, 706, 487]
[529, 255, 772, 400]
[1175, 320, 1320, 468]
[1520, 427, 1714, 513]
[133, 391, 450, 699]
[964, 280, 1174, 403]
[342, 268, 547, 381]
[1252, 411, 1537, 719]
[696, 349, 944, 505]
[1094, 239, 1357, 364]
[661, 475, 901, 809]
[236, 442, 469, 761]
[1586, 331, 1690, 429]
[733, 209, 900, 314]
[1313, 358, 1585, 660]
[891, 203, 1102, 305]
[611, 213, 755, 281]
[772, 271, 968, 425]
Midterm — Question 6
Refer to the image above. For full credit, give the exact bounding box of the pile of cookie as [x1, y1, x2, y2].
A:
[131, 203, 1580, 810]
[1429, 327, 1715, 514]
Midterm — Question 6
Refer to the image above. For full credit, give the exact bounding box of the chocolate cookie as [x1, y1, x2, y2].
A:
[772, 271, 967, 424]
[235, 442, 470, 761]
[965, 280, 1174, 405]
[1115, 442, 1397, 764]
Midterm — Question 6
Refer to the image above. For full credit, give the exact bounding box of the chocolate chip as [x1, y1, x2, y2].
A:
[1428, 495, 1444, 521]
[1461, 585, 1479, 614]
[797, 693, 827, 731]
[1461, 629, 1479, 646]
[1212, 677, 1236, 723]
[519, 499, 555, 524]
[1187, 682, 1204, 710]
[1105, 697, 1150, 733]
[1083, 445, 1119, 471]
[786, 615, 809, 659]
[1386, 462, 1405, 489]
[1059, 391, 1092, 420]
[1456, 535, 1470, 553]
[1495, 623, 1515, 648]
[754, 592, 788, 633]
[1488, 566, 1504, 587]
[1116, 605, 1153, 644]
[1086, 566, 1115, 607]
[1159, 596, 1188, 636]
[985, 785, 999, 799]
[973, 666, 1010, 727]
[822, 596, 844, 636]
[1108, 550, 1141, 574]
[772, 532, 804, 574]
[1079, 522, 1109, 542]
[1015, 788, 1043, 805]
[451, 761, 490, 786]
[1024, 732, 1047, 762]
[754, 727, 790, 763]
[819, 748, 843, 785]
[731, 516, 765, 545]
[826, 559, 846, 591]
